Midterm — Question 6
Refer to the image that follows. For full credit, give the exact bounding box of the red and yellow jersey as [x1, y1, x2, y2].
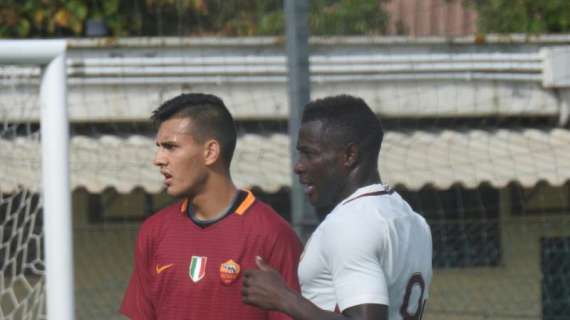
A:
[121, 190, 303, 320]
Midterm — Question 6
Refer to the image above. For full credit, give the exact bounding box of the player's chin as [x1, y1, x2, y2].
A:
[165, 186, 183, 198]
[307, 193, 320, 206]
[313, 194, 336, 210]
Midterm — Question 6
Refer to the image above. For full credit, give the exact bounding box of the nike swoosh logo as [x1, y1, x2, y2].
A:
[156, 264, 174, 274]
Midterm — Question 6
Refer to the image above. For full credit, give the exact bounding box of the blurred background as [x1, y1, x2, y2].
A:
[1, 0, 570, 319]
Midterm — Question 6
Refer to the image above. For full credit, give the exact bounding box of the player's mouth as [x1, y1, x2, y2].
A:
[161, 171, 173, 185]
[299, 180, 315, 195]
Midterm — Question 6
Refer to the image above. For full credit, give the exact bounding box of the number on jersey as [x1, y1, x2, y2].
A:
[399, 273, 426, 320]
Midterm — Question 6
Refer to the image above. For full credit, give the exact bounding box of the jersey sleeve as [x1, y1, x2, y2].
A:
[120, 225, 156, 320]
[264, 222, 303, 320]
[321, 215, 390, 312]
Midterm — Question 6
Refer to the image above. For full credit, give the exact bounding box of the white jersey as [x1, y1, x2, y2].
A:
[298, 184, 432, 319]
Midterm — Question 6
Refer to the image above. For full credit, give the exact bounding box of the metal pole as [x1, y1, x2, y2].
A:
[0, 39, 74, 320]
[0, 40, 67, 64]
[40, 53, 74, 320]
[40, 50, 74, 320]
[285, 0, 315, 240]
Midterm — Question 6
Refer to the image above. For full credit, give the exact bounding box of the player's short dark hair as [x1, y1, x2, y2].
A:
[302, 94, 383, 163]
[151, 93, 237, 167]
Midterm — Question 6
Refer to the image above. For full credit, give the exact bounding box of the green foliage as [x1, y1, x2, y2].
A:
[0, 0, 389, 38]
[143, 0, 389, 36]
[204, 0, 389, 36]
[163, 0, 284, 36]
[0, 0, 139, 37]
[311, 0, 389, 35]
[468, 0, 570, 33]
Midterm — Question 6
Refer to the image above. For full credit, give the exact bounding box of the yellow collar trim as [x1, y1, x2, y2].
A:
[179, 190, 255, 216]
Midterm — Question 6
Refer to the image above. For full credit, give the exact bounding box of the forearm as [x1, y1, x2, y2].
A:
[241, 256, 379, 320]
[278, 290, 352, 320]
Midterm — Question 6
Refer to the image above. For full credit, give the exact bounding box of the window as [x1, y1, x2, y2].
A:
[541, 237, 570, 320]
[511, 182, 570, 216]
[76, 188, 174, 224]
[398, 185, 501, 268]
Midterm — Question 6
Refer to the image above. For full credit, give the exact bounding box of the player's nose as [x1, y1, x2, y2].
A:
[153, 148, 167, 167]
[294, 159, 305, 175]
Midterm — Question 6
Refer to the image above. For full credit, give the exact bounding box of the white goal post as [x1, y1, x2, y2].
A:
[0, 40, 74, 320]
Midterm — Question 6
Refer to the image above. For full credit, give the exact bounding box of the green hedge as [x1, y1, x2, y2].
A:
[468, 0, 570, 34]
[0, 0, 388, 38]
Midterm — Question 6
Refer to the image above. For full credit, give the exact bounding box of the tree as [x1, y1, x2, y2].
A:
[0, 0, 138, 38]
[468, 0, 570, 33]
[311, 0, 389, 35]
[138, 0, 389, 36]
[0, 0, 389, 38]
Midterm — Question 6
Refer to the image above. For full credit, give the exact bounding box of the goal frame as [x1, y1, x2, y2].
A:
[0, 40, 74, 320]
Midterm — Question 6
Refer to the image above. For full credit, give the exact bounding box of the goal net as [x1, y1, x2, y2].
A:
[0, 64, 46, 319]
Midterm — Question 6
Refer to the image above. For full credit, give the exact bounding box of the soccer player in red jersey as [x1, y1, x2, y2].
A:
[120, 93, 303, 320]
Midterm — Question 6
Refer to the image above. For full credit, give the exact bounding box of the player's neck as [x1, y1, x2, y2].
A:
[340, 169, 381, 201]
[191, 174, 238, 221]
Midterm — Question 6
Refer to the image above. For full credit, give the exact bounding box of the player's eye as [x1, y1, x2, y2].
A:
[300, 150, 316, 161]
[161, 143, 176, 150]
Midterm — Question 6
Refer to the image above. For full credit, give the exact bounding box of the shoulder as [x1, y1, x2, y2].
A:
[326, 190, 430, 248]
[239, 198, 301, 249]
[138, 200, 182, 235]
[325, 197, 390, 231]
[245, 200, 296, 234]
[317, 200, 390, 254]
[335, 187, 421, 224]
[246, 200, 303, 262]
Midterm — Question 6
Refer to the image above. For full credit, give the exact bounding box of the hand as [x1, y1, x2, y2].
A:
[242, 256, 292, 311]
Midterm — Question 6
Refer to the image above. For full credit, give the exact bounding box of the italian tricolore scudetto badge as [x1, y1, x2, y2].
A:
[189, 256, 207, 282]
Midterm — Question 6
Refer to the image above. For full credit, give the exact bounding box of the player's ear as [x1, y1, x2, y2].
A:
[344, 143, 359, 168]
[203, 139, 221, 166]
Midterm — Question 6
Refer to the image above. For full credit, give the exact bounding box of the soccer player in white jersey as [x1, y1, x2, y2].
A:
[242, 94, 433, 320]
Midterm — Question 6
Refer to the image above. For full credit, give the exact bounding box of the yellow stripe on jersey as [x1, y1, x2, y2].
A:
[180, 198, 189, 214]
[235, 190, 255, 215]
[179, 190, 255, 216]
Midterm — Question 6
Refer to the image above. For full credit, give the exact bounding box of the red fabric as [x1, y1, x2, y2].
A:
[120, 196, 302, 320]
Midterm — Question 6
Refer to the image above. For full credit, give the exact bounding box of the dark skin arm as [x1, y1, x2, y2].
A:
[242, 257, 388, 320]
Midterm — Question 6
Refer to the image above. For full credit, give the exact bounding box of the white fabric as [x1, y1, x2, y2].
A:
[298, 184, 433, 319]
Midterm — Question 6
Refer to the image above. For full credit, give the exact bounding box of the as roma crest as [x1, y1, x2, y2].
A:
[189, 256, 207, 282]
[219, 259, 240, 285]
